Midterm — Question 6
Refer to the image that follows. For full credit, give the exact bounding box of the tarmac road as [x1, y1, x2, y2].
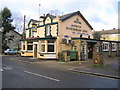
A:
[2, 56, 119, 88]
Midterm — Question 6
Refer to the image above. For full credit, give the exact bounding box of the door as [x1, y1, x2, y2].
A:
[34, 44, 37, 58]
[88, 44, 93, 59]
[81, 45, 86, 60]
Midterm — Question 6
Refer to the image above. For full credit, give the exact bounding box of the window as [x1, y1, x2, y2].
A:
[47, 40, 55, 52]
[27, 45, 33, 50]
[23, 45, 25, 50]
[96, 45, 99, 52]
[40, 40, 55, 53]
[119, 43, 120, 50]
[112, 43, 117, 51]
[46, 25, 50, 36]
[73, 45, 77, 50]
[103, 42, 109, 51]
[22, 42, 25, 50]
[27, 42, 33, 50]
[29, 28, 32, 37]
[40, 40, 45, 52]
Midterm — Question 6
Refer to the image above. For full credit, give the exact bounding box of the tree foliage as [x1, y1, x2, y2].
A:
[1, 7, 15, 50]
[1, 7, 15, 34]
[93, 31, 101, 40]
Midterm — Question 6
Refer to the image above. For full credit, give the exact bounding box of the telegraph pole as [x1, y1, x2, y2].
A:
[23, 15, 26, 39]
[39, 4, 41, 18]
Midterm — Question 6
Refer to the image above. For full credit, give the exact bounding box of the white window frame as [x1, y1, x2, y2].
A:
[96, 45, 99, 52]
[103, 42, 109, 51]
[22, 42, 25, 51]
[73, 45, 77, 50]
[40, 41, 46, 53]
[112, 43, 117, 51]
[46, 25, 50, 36]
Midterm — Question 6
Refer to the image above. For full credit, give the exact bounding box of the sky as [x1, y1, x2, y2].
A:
[0, 0, 119, 33]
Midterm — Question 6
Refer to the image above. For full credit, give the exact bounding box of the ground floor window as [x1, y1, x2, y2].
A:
[96, 45, 99, 52]
[27, 45, 33, 50]
[27, 42, 33, 50]
[103, 42, 109, 51]
[73, 45, 77, 50]
[47, 40, 55, 52]
[112, 43, 116, 51]
[23, 45, 25, 50]
[47, 45, 54, 52]
[40, 40, 45, 53]
[40, 40, 55, 53]
[41, 44, 45, 52]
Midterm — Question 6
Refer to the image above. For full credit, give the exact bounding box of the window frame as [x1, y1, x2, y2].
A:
[47, 40, 55, 53]
[103, 42, 109, 52]
[73, 45, 77, 50]
[27, 42, 33, 51]
[111, 43, 117, 51]
[46, 25, 51, 36]
[40, 40, 46, 53]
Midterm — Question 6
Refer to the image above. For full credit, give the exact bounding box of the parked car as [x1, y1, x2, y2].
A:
[4, 49, 18, 55]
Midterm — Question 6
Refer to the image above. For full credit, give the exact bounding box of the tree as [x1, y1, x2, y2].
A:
[1, 7, 15, 50]
[93, 31, 101, 40]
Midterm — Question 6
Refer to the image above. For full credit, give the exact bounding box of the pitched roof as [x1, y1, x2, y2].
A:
[43, 14, 56, 22]
[48, 14, 56, 19]
[97, 29, 120, 34]
[59, 11, 93, 30]
[28, 19, 40, 26]
[10, 30, 22, 36]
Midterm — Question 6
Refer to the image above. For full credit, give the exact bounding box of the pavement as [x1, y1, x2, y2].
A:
[5, 55, 120, 80]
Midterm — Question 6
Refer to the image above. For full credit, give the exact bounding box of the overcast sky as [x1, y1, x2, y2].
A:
[0, 0, 119, 33]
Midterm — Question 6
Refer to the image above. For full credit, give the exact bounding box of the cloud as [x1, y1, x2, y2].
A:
[0, 0, 119, 33]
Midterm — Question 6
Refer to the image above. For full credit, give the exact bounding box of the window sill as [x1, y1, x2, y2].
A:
[39, 52, 56, 54]
[112, 50, 117, 52]
[103, 50, 109, 52]
[22, 50, 33, 52]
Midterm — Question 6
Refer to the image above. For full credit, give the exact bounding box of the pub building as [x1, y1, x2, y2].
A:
[20, 11, 120, 61]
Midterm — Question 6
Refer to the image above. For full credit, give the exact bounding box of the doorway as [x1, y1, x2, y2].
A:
[88, 44, 93, 59]
[81, 45, 86, 60]
[34, 44, 37, 58]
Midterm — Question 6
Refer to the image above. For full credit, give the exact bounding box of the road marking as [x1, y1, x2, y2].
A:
[3, 67, 12, 70]
[0, 68, 3, 71]
[1, 64, 13, 71]
[24, 70, 60, 82]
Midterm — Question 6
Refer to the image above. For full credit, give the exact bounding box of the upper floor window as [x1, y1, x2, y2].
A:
[46, 25, 51, 36]
[112, 43, 117, 51]
[103, 42, 109, 51]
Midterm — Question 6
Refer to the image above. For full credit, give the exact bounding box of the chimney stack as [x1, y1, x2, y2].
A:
[113, 28, 115, 30]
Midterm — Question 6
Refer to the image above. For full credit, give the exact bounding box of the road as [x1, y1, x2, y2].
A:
[2, 56, 118, 88]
